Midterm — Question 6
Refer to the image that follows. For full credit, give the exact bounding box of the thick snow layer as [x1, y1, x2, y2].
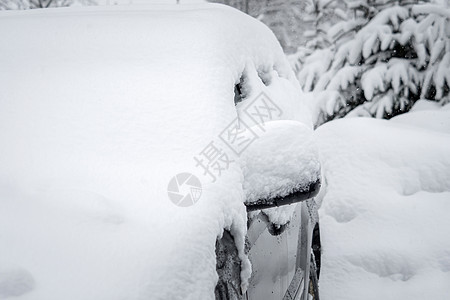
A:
[240, 121, 320, 225]
[241, 121, 320, 203]
[391, 102, 450, 133]
[409, 99, 443, 111]
[315, 109, 450, 299]
[0, 4, 311, 300]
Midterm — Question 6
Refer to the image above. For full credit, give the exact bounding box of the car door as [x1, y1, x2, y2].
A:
[244, 203, 301, 299]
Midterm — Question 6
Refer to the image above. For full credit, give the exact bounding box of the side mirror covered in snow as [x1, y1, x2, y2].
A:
[239, 120, 321, 212]
[245, 179, 320, 212]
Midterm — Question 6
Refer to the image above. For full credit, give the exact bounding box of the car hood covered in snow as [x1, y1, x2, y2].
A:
[0, 4, 314, 300]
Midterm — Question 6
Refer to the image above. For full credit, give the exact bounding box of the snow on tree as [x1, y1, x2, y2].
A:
[255, 0, 311, 53]
[288, 0, 351, 76]
[292, 0, 450, 126]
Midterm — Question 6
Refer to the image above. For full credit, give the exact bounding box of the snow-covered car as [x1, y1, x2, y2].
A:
[0, 3, 321, 300]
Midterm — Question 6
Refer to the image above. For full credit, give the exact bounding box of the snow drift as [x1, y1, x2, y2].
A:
[315, 103, 450, 300]
[0, 3, 313, 300]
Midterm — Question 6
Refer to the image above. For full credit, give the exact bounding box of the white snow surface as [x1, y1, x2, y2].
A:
[391, 102, 450, 133]
[315, 107, 450, 299]
[0, 4, 312, 300]
[241, 121, 320, 203]
[240, 121, 320, 225]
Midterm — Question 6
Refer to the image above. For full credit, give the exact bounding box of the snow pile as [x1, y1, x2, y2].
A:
[0, 4, 311, 300]
[315, 105, 450, 299]
[241, 121, 319, 202]
[391, 100, 450, 133]
[240, 120, 320, 225]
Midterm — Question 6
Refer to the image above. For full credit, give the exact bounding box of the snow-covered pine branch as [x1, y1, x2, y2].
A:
[292, 0, 449, 126]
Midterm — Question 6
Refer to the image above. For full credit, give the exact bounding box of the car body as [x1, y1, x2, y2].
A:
[0, 3, 320, 300]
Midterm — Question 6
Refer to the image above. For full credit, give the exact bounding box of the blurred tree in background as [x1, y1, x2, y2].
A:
[211, 0, 312, 52]
[292, 0, 449, 125]
[212, 0, 449, 126]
